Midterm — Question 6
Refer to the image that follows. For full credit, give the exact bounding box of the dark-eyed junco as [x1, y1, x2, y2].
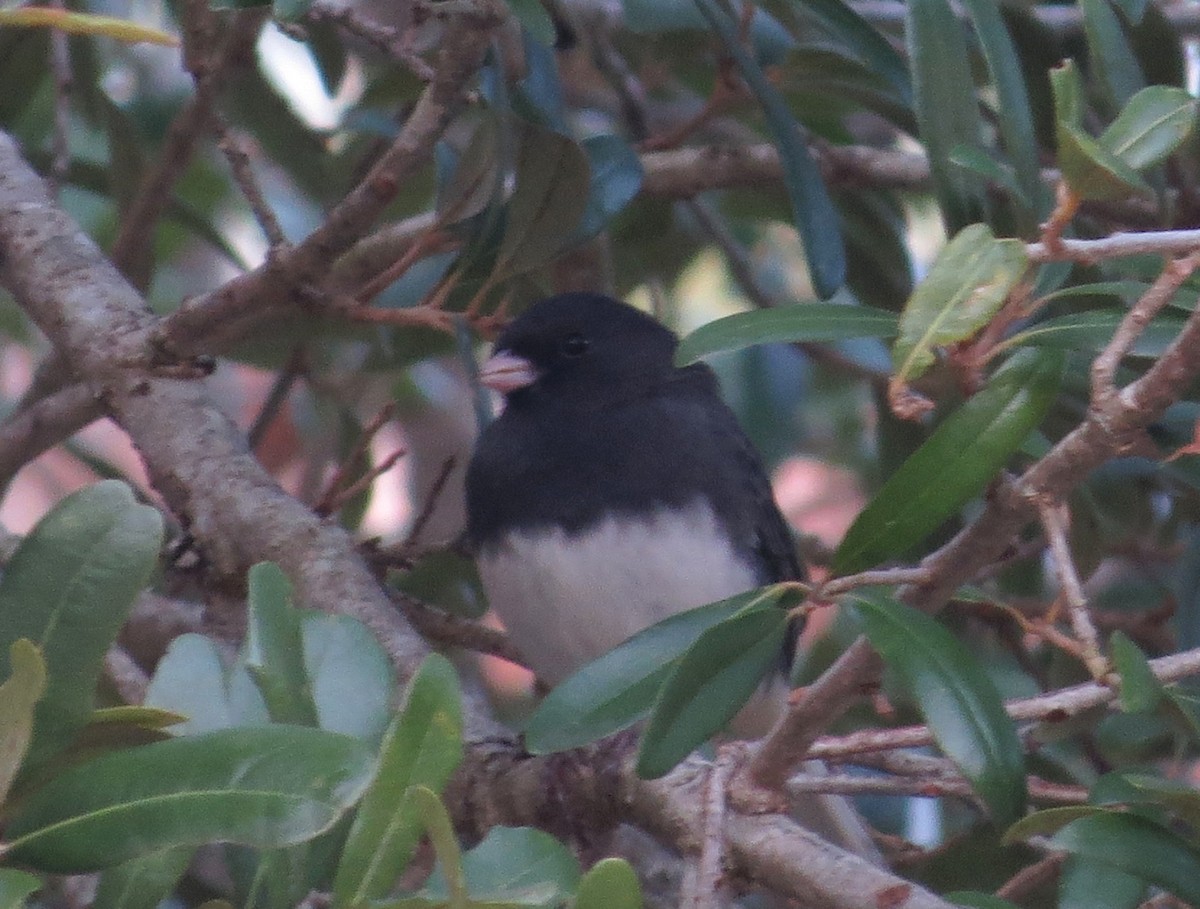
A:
[465, 292, 877, 856]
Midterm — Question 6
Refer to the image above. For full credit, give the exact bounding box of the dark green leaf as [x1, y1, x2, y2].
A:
[567, 135, 643, 245]
[332, 654, 463, 908]
[525, 589, 784, 754]
[1109, 0, 1149, 23]
[1080, 0, 1144, 111]
[948, 146, 1029, 207]
[1058, 124, 1150, 199]
[0, 481, 163, 766]
[762, 0, 911, 106]
[1059, 856, 1145, 909]
[637, 605, 789, 779]
[576, 858, 641, 909]
[906, 0, 988, 230]
[835, 349, 1064, 574]
[958, 0, 1046, 222]
[496, 127, 590, 276]
[245, 563, 318, 727]
[1008, 308, 1186, 357]
[892, 223, 1029, 384]
[1119, 773, 1200, 829]
[853, 590, 1026, 826]
[5, 726, 374, 872]
[1110, 631, 1164, 713]
[1099, 85, 1198, 170]
[436, 117, 500, 227]
[694, 0, 845, 297]
[1051, 813, 1200, 905]
[675, 303, 898, 365]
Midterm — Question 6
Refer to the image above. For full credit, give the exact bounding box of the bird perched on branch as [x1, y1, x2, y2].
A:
[465, 292, 876, 856]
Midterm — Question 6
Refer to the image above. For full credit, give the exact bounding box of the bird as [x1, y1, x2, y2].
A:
[465, 292, 877, 856]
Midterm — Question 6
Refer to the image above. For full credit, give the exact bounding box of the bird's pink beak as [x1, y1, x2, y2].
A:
[480, 350, 538, 394]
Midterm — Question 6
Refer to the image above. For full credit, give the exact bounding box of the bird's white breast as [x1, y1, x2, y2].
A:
[476, 501, 761, 686]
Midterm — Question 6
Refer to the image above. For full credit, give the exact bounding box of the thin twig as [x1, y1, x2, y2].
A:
[388, 588, 528, 666]
[1039, 502, 1108, 681]
[247, 347, 307, 452]
[402, 455, 458, 550]
[215, 118, 288, 249]
[819, 566, 932, 598]
[995, 852, 1066, 903]
[684, 747, 732, 909]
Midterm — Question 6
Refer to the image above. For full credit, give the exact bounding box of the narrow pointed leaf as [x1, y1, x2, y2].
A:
[0, 481, 163, 766]
[637, 605, 788, 779]
[332, 654, 463, 908]
[1059, 856, 1145, 909]
[892, 223, 1029, 384]
[835, 349, 1064, 574]
[1007, 308, 1186, 357]
[675, 303, 898, 365]
[694, 0, 845, 297]
[958, 0, 1045, 220]
[907, 0, 989, 230]
[1080, 0, 1144, 111]
[0, 640, 46, 804]
[1003, 805, 1112, 844]
[4, 726, 373, 872]
[1099, 85, 1198, 170]
[852, 590, 1026, 826]
[245, 562, 318, 727]
[525, 595, 750, 753]
[1050, 813, 1200, 905]
[566, 135, 643, 245]
[411, 787, 467, 905]
[0, 8, 177, 44]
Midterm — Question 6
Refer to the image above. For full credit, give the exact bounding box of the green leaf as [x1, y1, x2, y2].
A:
[694, 0, 846, 298]
[302, 613, 395, 744]
[852, 590, 1026, 826]
[892, 223, 1029, 384]
[907, 0, 988, 230]
[4, 726, 373, 872]
[420, 826, 579, 908]
[1050, 813, 1200, 905]
[636, 605, 789, 779]
[761, 0, 911, 106]
[1099, 85, 1198, 170]
[495, 127, 590, 276]
[674, 303, 898, 365]
[88, 705, 187, 730]
[1118, 773, 1200, 829]
[1110, 632, 1164, 713]
[245, 563, 319, 727]
[1080, 0, 1144, 111]
[835, 349, 1064, 574]
[0, 870, 39, 909]
[1003, 805, 1115, 843]
[436, 117, 501, 227]
[143, 634, 268, 734]
[412, 786, 468, 905]
[0, 640, 45, 804]
[567, 135, 643, 245]
[0, 481, 163, 766]
[332, 654, 463, 908]
[1007, 308, 1186, 357]
[93, 847, 193, 909]
[948, 146, 1029, 207]
[958, 0, 1046, 222]
[1051, 61, 1150, 201]
[576, 858, 641, 909]
[1059, 856, 1145, 909]
[524, 592, 765, 754]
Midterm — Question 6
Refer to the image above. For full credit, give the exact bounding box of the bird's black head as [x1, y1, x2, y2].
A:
[480, 293, 679, 404]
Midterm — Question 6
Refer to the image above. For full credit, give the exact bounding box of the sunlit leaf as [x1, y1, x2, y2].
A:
[0, 7, 177, 44]
[0, 640, 45, 805]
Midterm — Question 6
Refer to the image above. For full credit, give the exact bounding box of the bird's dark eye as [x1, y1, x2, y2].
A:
[560, 333, 590, 357]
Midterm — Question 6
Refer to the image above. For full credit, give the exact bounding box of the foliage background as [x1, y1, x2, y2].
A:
[3, 0, 1200, 907]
